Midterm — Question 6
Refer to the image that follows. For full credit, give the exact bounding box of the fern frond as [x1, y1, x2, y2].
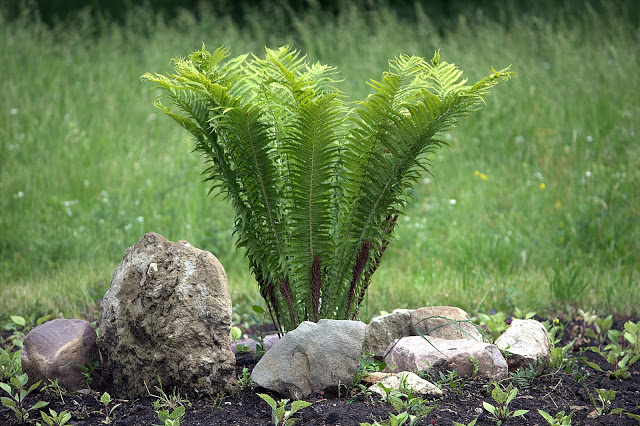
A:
[284, 93, 346, 320]
[327, 54, 513, 319]
[213, 106, 286, 272]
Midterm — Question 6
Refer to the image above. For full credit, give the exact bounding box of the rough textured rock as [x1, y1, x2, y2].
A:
[384, 336, 508, 380]
[369, 371, 443, 399]
[97, 232, 235, 399]
[410, 306, 483, 341]
[363, 309, 414, 358]
[21, 319, 98, 391]
[251, 319, 366, 399]
[495, 319, 551, 369]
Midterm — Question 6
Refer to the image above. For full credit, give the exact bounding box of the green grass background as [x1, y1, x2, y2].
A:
[1, 2, 638, 321]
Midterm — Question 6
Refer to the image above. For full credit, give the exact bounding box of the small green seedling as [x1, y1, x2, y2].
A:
[0, 346, 22, 381]
[438, 370, 465, 394]
[230, 326, 242, 341]
[482, 383, 529, 424]
[363, 377, 436, 426]
[549, 338, 575, 370]
[361, 394, 437, 426]
[3, 315, 27, 348]
[248, 305, 270, 357]
[476, 311, 508, 342]
[589, 322, 640, 379]
[538, 409, 574, 425]
[361, 411, 410, 426]
[211, 392, 225, 411]
[512, 308, 536, 320]
[544, 317, 565, 347]
[77, 356, 100, 389]
[592, 388, 623, 416]
[41, 378, 71, 404]
[237, 367, 254, 389]
[94, 391, 121, 424]
[621, 321, 640, 354]
[509, 362, 542, 389]
[146, 377, 191, 411]
[257, 393, 312, 426]
[236, 343, 251, 353]
[584, 314, 613, 344]
[0, 373, 49, 422]
[38, 408, 73, 426]
[154, 405, 186, 426]
[387, 393, 436, 425]
[353, 352, 387, 387]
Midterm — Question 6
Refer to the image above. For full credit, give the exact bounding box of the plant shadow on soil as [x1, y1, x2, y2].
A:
[2, 314, 639, 425]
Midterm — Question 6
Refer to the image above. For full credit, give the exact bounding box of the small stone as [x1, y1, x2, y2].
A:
[21, 319, 98, 391]
[410, 306, 483, 341]
[360, 372, 394, 386]
[369, 372, 442, 398]
[495, 319, 551, 369]
[363, 309, 414, 358]
[587, 410, 600, 419]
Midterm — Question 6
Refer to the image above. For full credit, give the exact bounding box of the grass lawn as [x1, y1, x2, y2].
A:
[1, 2, 638, 321]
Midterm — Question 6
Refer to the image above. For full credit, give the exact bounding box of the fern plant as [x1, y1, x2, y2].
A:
[142, 45, 513, 333]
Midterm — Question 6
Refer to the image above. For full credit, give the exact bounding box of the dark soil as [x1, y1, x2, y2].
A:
[2, 314, 639, 425]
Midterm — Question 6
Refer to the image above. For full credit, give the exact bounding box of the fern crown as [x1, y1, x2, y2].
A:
[142, 45, 514, 332]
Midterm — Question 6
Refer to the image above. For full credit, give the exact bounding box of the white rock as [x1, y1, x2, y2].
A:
[369, 371, 442, 398]
[495, 319, 551, 369]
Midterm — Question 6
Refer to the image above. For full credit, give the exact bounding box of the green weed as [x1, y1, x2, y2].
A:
[257, 393, 312, 426]
[0, 373, 49, 423]
[37, 408, 73, 426]
[482, 382, 529, 424]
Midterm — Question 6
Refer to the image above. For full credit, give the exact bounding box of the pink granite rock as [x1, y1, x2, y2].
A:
[384, 335, 508, 380]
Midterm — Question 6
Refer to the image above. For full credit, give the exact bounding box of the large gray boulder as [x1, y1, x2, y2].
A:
[495, 319, 551, 369]
[384, 336, 508, 380]
[97, 232, 235, 399]
[21, 319, 98, 390]
[251, 319, 366, 399]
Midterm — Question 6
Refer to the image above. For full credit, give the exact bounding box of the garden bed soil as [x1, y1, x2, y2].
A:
[2, 314, 639, 425]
